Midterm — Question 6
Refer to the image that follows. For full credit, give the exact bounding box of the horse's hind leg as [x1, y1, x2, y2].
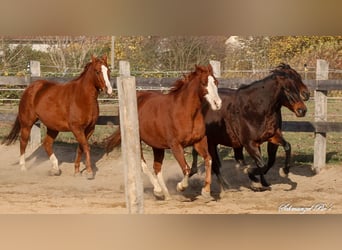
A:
[243, 142, 270, 191]
[43, 129, 61, 176]
[152, 148, 171, 200]
[140, 150, 167, 200]
[19, 126, 32, 171]
[233, 147, 248, 168]
[208, 142, 230, 191]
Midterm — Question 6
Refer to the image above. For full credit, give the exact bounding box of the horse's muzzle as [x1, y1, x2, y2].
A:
[295, 107, 307, 117]
[106, 86, 113, 95]
[214, 99, 222, 110]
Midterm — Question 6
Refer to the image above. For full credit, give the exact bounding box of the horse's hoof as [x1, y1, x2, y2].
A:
[176, 182, 186, 192]
[250, 181, 271, 192]
[243, 166, 251, 174]
[153, 189, 164, 198]
[20, 166, 27, 172]
[200, 188, 214, 202]
[279, 168, 289, 178]
[74, 172, 82, 177]
[49, 169, 62, 176]
[164, 195, 172, 201]
[86, 172, 95, 180]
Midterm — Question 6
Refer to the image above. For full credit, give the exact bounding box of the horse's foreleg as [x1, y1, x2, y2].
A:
[43, 129, 61, 176]
[233, 147, 248, 168]
[170, 144, 191, 193]
[74, 145, 83, 176]
[281, 140, 291, 177]
[268, 132, 291, 178]
[72, 128, 94, 179]
[189, 147, 199, 177]
[82, 142, 93, 179]
[193, 137, 213, 199]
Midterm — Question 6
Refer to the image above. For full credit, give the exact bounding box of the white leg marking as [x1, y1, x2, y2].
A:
[101, 65, 113, 94]
[19, 154, 26, 171]
[49, 153, 59, 170]
[156, 172, 171, 200]
[141, 160, 162, 194]
[177, 174, 189, 192]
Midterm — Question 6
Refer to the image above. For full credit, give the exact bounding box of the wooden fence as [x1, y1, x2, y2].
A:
[1, 60, 342, 174]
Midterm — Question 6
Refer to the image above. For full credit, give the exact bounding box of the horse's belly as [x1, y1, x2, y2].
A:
[39, 117, 70, 131]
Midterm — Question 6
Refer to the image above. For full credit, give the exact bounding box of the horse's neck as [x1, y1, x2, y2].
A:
[177, 79, 203, 116]
[75, 70, 98, 98]
[238, 80, 281, 114]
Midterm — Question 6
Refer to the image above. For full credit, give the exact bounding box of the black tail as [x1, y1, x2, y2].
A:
[2, 116, 21, 145]
[105, 127, 122, 153]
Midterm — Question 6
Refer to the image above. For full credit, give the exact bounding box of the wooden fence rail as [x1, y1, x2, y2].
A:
[0, 59, 341, 173]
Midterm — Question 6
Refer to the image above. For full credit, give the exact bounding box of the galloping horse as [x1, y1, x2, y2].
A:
[191, 64, 309, 191]
[2, 55, 112, 179]
[106, 65, 222, 200]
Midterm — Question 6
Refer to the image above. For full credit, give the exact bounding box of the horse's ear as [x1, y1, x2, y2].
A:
[195, 64, 202, 73]
[91, 55, 96, 64]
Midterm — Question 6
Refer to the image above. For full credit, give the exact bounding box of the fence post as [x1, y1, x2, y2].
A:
[117, 60, 144, 213]
[209, 60, 221, 78]
[313, 59, 328, 174]
[29, 60, 41, 149]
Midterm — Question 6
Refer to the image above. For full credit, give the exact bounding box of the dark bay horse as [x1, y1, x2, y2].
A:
[191, 64, 309, 191]
[2, 55, 112, 179]
[106, 65, 222, 200]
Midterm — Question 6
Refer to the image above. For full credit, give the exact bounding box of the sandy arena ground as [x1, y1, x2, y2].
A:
[0, 142, 340, 214]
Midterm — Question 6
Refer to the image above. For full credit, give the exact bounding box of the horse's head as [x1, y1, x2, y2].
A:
[274, 63, 310, 101]
[194, 64, 222, 111]
[91, 55, 113, 95]
[272, 65, 307, 117]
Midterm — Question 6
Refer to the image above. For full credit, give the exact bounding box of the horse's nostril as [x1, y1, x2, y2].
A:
[216, 100, 222, 109]
[297, 108, 307, 116]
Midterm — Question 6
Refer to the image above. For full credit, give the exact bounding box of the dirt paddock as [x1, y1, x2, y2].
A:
[0, 142, 340, 214]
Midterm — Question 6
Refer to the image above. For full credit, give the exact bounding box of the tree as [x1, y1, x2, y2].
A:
[155, 36, 227, 71]
[0, 37, 33, 75]
[224, 36, 342, 78]
[40, 36, 110, 76]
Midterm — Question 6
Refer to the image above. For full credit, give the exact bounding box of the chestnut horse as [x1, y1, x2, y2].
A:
[106, 65, 222, 200]
[191, 64, 309, 191]
[2, 55, 112, 179]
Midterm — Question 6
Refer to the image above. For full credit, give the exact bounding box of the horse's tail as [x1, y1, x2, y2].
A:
[2, 116, 21, 145]
[105, 127, 122, 153]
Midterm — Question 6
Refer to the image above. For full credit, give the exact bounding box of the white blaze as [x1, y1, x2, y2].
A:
[205, 75, 222, 110]
[101, 65, 113, 95]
